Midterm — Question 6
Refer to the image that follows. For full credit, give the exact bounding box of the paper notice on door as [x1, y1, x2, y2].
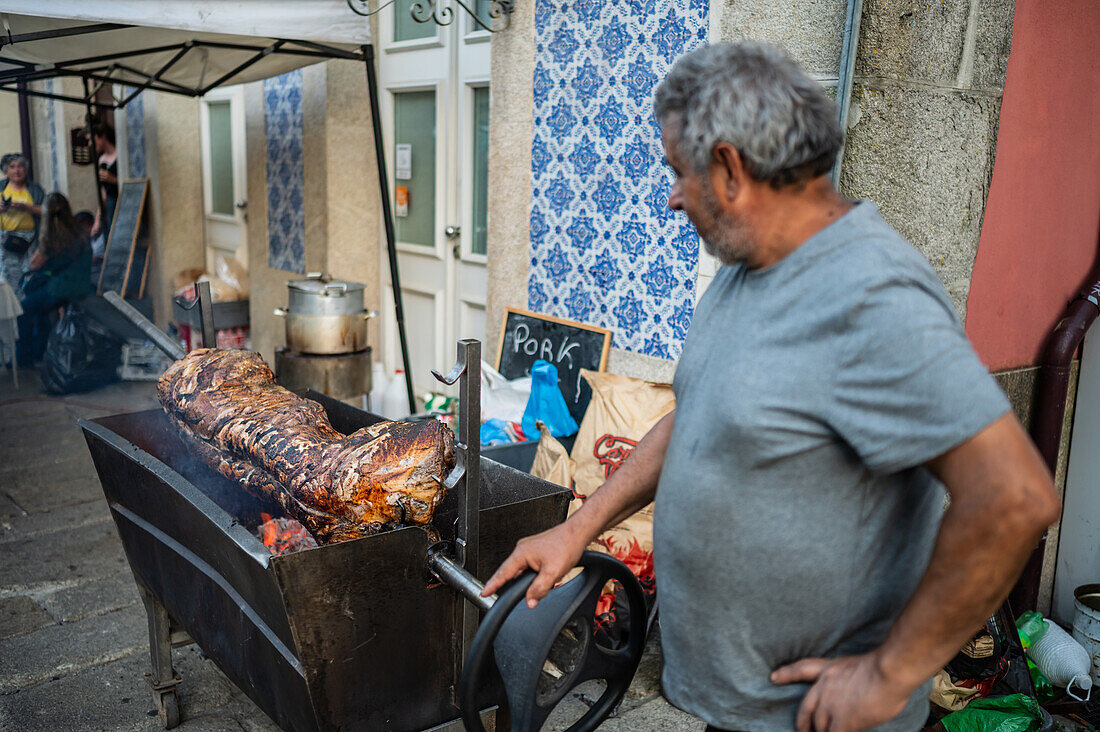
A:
[395, 186, 409, 217]
[395, 144, 412, 180]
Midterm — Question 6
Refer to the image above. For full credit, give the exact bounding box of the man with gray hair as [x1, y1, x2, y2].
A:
[485, 43, 1058, 731]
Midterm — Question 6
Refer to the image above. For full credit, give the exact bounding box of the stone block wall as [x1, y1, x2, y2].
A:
[720, 0, 1015, 322]
[145, 93, 205, 328]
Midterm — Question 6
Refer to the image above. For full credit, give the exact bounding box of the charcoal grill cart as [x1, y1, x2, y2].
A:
[80, 307, 646, 731]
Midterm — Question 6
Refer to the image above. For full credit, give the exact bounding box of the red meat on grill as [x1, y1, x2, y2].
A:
[157, 348, 454, 543]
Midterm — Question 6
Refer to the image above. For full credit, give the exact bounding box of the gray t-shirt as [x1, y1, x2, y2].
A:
[654, 201, 1009, 731]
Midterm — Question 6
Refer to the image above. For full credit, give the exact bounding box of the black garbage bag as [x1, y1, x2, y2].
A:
[40, 302, 124, 395]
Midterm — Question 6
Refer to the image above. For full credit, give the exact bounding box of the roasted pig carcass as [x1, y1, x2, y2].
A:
[157, 348, 454, 543]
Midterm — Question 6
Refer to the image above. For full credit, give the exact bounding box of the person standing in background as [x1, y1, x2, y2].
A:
[0, 154, 45, 296]
[90, 123, 119, 241]
[17, 193, 92, 366]
[74, 210, 100, 289]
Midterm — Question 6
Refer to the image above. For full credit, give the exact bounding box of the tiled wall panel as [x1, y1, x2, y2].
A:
[47, 79, 60, 191]
[528, 0, 708, 359]
[264, 70, 305, 274]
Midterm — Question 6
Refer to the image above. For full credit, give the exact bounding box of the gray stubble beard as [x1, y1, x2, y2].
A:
[697, 183, 757, 268]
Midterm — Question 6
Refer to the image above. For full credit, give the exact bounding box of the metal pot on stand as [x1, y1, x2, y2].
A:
[274, 273, 376, 356]
[273, 274, 377, 399]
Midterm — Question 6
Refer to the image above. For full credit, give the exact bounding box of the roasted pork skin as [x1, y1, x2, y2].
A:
[157, 348, 454, 542]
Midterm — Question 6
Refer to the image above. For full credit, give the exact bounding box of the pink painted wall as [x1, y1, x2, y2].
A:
[964, 0, 1100, 372]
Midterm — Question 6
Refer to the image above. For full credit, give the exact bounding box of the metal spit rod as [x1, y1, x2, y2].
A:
[428, 547, 496, 613]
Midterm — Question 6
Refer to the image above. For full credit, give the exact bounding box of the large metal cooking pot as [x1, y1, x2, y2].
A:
[275, 273, 376, 355]
[287, 273, 366, 316]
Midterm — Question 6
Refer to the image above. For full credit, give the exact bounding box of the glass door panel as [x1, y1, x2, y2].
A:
[207, 101, 235, 216]
[394, 90, 437, 247]
[470, 86, 490, 256]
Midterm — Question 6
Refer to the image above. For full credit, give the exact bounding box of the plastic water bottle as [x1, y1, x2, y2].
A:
[382, 369, 411, 420]
[368, 362, 387, 414]
[1020, 611, 1093, 701]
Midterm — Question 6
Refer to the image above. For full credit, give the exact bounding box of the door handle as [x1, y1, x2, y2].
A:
[445, 226, 461, 259]
[235, 199, 247, 209]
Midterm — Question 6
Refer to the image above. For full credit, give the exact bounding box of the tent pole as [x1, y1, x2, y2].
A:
[363, 44, 416, 414]
[82, 75, 105, 231]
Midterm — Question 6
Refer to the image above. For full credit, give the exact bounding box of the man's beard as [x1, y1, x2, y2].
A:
[697, 184, 756, 267]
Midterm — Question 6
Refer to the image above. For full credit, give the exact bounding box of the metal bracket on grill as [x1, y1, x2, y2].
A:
[432, 339, 482, 696]
[173, 280, 216, 348]
[431, 339, 481, 571]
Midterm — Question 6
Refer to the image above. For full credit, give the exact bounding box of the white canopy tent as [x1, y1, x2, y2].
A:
[0, 1, 423, 409]
[0, 2, 368, 104]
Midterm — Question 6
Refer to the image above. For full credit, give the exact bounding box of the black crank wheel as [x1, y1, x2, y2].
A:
[460, 551, 647, 732]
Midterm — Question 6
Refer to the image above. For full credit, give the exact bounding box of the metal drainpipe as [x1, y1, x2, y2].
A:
[1009, 252, 1100, 612]
[830, 0, 864, 187]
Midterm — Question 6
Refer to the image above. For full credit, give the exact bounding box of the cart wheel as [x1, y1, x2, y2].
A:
[157, 689, 180, 729]
[460, 550, 646, 732]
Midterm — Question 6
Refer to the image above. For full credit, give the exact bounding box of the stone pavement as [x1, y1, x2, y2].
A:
[0, 365, 700, 732]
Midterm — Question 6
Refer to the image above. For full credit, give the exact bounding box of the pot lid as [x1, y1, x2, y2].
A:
[287, 273, 365, 297]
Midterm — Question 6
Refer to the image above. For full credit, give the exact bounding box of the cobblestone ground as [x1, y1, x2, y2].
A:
[0, 365, 699, 732]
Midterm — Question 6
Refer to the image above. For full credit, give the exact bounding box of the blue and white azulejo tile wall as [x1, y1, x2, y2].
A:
[46, 80, 60, 191]
[264, 70, 305, 274]
[528, 0, 709, 360]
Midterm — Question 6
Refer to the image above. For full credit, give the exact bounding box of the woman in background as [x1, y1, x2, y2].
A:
[17, 193, 91, 365]
[0, 155, 45, 295]
[91, 123, 118, 241]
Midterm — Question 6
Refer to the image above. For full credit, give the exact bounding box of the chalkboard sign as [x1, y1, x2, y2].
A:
[97, 179, 149, 297]
[496, 307, 612, 425]
[124, 245, 149, 299]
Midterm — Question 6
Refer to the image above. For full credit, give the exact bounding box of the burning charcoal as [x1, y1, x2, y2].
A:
[257, 513, 319, 555]
[157, 348, 455, 544]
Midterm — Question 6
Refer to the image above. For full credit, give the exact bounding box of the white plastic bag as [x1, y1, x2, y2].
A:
[214, 255, 249, 300]
[481, 360, 531, 424]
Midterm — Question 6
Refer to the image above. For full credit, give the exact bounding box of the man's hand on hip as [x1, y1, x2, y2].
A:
[771, 652, 913, 732]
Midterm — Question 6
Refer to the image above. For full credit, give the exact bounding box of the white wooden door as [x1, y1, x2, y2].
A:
[199, 86, 248, 273]
[378, 1, 491, 394]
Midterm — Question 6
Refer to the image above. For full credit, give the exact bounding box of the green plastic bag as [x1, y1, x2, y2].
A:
[940, 694, 1044, 732]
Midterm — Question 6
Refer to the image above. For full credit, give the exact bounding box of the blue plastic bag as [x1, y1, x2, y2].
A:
[521, 360, 579, 438]
[480, 418, 526, 446]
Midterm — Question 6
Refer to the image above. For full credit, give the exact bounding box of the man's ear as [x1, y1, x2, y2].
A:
[711, 142, 747, 205]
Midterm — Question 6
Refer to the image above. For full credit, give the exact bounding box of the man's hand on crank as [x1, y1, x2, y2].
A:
[481, 522, 588, 609]
[483, 413, 674, 610]
[771, 652, 914, 732]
